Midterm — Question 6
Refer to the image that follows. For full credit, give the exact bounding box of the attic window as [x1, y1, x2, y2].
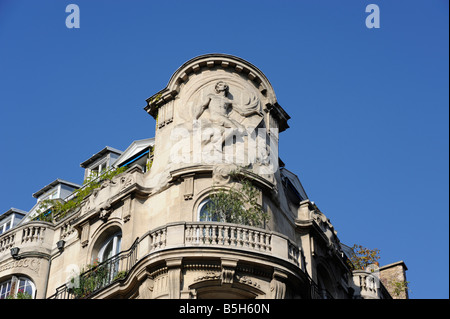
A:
[90, 161, 109, 176]
[0, 220, 11, 235]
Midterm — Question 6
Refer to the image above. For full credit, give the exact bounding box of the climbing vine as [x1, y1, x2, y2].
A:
[34, 166, 127, 222]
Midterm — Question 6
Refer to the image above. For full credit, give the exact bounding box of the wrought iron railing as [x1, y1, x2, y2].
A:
[48, 238, 139, 299]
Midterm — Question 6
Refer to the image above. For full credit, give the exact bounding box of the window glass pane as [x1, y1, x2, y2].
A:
[115, 235, 122, 255]
[18, 279, 34, 297]
[101, 239, 114, 261]
[199, 199, 219, 222]
[99, 233, 122, 262]
[0, 281, 11, 299]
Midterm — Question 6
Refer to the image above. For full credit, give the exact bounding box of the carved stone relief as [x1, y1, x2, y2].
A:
[168, 78, 267, 170]
[0, 258, 41, 275]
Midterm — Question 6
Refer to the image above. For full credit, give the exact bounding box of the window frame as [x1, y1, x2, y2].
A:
[97, 232, 122, 263]
[0, 276, 36, 299]
[197, 198, 220, 222]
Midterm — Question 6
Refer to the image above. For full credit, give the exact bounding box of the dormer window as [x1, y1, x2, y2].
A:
[0, 220, 11, 235]
[0, 208, 25, 235]
[89, 161, 109, 177]
[80, 146, 122, 181]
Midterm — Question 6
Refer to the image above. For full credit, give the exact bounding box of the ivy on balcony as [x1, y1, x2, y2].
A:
[34, 167, 127, 223]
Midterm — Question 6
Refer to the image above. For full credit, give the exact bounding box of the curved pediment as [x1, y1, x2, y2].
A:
[144, 53, 290, 132]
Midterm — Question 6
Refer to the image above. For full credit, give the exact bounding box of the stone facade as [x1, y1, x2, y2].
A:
[380, 261, 409, 299]
[0, 54, 407, 299]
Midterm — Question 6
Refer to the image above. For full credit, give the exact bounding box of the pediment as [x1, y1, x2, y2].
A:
[144, 54, 290, 132]
[114, 138, 155, 168]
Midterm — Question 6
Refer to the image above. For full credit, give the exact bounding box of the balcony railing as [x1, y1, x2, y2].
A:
[140, 221, 301, 267]
[0, 221, 53, 258]
[351, 270, 386, 299]
[48, 238, 139, 299]
[184, 223, 272, 252]
[48, 221, 302, 299]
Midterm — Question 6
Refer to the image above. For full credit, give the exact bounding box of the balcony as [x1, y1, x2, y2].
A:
[351, 270, 392, 299]
[49, 221, 303, 299]
[140, 222, 301, 266]
[0, 221, 54, 260]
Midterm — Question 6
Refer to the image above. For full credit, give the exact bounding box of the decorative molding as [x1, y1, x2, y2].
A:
[80, 221, 90, 248]
[221, 259, 238, 285]
[270, 269, 287, 299]
[182, 174, 195, 200]
[0, 258, 41, 275]
[194, 271, 221, 283]
[235, 274, 261, 289]
[121, 195, 133, 223]
[99, 208, 111, 222]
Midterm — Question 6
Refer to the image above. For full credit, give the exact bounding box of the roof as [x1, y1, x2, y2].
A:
[114, 138, 155, 168]
[280, 167, 308, 201]
[32, 179, 82, 199]
[80, 146, 123, 168]
[0, 207, 28, 221]
[379, 260, 408, 271]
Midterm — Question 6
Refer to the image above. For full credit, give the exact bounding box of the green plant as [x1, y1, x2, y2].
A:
[6, 289, 32, 299]
[347, 244, 380, 271]
[70, 259, 110, 299]
[113, 270, 128, 281]
[34, 166, 127, 222]
[203, 171, 269, 228]
[145, 146, 154, 172]
[150, 93, 162, 126]
[390, 280, 410, 297]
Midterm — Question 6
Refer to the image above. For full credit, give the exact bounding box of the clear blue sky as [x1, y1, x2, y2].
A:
[0, 0, 448, 299]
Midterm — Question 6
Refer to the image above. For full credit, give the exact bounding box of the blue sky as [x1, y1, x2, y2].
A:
[0, 0, 448, 299]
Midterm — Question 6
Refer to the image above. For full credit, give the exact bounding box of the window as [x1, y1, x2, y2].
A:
[98, 232, 122, 262]
[0, 280, 11, 299]
[0, 220, 11, 235]
[90, 162, 109, 177]
[198, 198, 220, 222]
[0, 276, 36, 299]
[95, 232, 122, 284]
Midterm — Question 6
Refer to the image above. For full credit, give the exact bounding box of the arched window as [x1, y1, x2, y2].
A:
[0, 276, 36, 299]
[198, 198, 220, 222]
[98, 232, 122, 262]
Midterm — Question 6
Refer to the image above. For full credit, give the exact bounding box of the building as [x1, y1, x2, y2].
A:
[0, 54, 408, 299]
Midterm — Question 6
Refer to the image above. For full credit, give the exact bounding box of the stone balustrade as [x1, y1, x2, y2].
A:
[0, 221, 54, 259]
[49, 221, 304, 299]
[138, 221, 302, 268]
[351, 270, 383, 299]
